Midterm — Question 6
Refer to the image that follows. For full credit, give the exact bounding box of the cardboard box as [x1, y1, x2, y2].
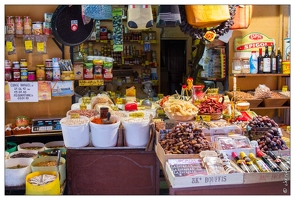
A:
[165, 161, 244, 188]
[243, 171, 290, 184]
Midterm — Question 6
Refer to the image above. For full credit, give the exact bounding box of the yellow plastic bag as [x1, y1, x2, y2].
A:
[185, 5, 230, 28]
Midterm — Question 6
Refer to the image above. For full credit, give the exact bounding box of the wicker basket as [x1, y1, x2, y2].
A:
[198, 112, 222, 120]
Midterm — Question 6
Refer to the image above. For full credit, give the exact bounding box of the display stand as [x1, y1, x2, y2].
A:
[66, 147, 160, 195]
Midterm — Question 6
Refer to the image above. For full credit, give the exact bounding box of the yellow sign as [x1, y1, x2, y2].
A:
[82, 97, 91, 105]
[116, 98, 123, 104]
[234, 32, 274, 52]
[196, 115, 211, 122]
[282, 85, 288, 92]
[78, 79, 104, 86]
[129, 112, 144, 118]
[70, 113, 80, 119]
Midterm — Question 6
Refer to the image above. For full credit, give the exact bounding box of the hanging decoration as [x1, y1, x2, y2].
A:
[156, 5, 181, 28]
[178, 5, 236, 41]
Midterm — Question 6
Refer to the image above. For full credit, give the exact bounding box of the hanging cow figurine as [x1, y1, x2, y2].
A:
[127, 5, 153, 30]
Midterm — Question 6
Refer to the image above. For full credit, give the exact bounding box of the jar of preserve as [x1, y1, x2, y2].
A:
[45, 67, 53, 81]
[15, 16, 23, 35]
[28, 71, 36, 81]
[32, 21, 43, 35]
[5, 67, 12, 81]
[36, 64, 45, 81]
[20, 67, 28, 81]
[6, 16, 15, 35]
[13, 68, 21, 81]
[23, 16, 32, 35]
[20, 59, 28, 68]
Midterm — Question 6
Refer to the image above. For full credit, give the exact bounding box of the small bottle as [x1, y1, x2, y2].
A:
[249, 153, 272, 172]
[249, 51, 258, 74]
[266, 151, 290, 171]
[257, 48, 263, 74]
[276, 47, 282, 73]
[219, 152, 238, 174]
[270, 44, 277, 73]
[240, 151, 260, 172]
[232, 152, 251, 173]
[263, 45, 271, 73]
[256, 150, 282, 171]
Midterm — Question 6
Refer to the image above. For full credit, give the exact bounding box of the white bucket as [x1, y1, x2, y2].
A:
[89, 116, 120, 147]
[122, 118, 151, 147]
[60, 116, 90, 148]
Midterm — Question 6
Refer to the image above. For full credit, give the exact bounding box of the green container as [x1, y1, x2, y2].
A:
[5, 142, 17, 153]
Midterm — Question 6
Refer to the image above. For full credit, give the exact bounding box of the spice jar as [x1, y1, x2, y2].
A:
[5, 67, 12, 81]
[241, 58, 250, 74]
[6, 16, 15, 35]
[12, 61, 20, 81]
[15, 16, 23, 35]
[20, 67, 28, 81]
[23, 16, 32, 35]
[28, 71, 36, 81]
[36, 64, 45, 81]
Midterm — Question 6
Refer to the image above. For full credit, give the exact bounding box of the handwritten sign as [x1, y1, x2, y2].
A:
[8, 82, 38, 102]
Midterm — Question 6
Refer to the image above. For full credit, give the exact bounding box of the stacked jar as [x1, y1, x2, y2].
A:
[12, 61, 20, 81]
[20, 59, 28, 81]
[36, 64, 45, 81]
[45, 59, 53, 81]
[5, 60, 12, 81]
[52, 58, 61, 81]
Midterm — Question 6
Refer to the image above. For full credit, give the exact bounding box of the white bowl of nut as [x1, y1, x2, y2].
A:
[18, 142, 45, 151]
[5, 158, 34, 186]
[9, 150, 38, 159]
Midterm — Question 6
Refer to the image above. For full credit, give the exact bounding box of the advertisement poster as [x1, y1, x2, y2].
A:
[38, 81, 52, 100]
[51, 81, 74, 97]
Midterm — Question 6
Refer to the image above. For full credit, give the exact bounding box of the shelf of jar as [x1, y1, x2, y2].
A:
[7, 34, 53, 38]
[231, 73, 290, 77]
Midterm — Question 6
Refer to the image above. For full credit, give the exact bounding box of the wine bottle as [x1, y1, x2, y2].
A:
[256, 150, 282, 171]
[249, 153, 272, 172]
[257, 48, 263, 74]
[266, 151, 290, 171]
[276, 47, 282, 73]
[263, 45, 271, 73]
[240, 151, 260, 172]
[231, 152, 251, 173]
[270, 45, 277, 73]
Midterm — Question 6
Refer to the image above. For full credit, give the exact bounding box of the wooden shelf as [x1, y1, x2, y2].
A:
[232, 73, 290, 77]
[250, 106, 290, 110]
[7, 34, 53, 38]
[5, 131, 62, 138]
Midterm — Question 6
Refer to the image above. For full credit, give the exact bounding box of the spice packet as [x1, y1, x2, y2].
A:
[35, 35, 47, 54]
[5, 35, 16, 55]
[23, 35, 34, 53]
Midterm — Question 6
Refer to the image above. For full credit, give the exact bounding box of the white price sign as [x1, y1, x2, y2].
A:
[8, 82, 38, 102]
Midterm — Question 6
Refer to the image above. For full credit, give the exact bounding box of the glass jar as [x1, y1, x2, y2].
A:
[23, 16, 32, 35]
[6, 16, 15, 34]
[15, 16, 23, 35]
[36, 64, 45, 80]
[232, 58, 242, 74]
[28, 71, 36, 81]
[241, 58, 250, 74]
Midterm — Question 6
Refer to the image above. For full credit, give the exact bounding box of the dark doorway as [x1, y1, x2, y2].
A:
[160, 40, 186, 95]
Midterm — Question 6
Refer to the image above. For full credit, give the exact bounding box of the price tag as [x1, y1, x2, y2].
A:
[282, 85, 288, 92]
[37, 42, 44, 52]
[24, 40, 33, 51]
[116, 98, 123, 104]
[157, 109, 165, 115]
[6, 41, 13, 52]
[78, 79, 104, 86]
[195, 115, 211, 122]
[70, 113, 80, 119]
[82, 97, 91, 105]
[129, 112, 144, 118]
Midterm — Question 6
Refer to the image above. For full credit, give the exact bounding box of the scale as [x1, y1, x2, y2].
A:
[31, 117, 63, 133]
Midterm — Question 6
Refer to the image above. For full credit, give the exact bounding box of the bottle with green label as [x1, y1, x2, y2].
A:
[249, 153, 272, 172]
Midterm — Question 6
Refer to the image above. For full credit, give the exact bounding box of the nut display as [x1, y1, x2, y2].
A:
[159, 122, 212, 154]
[197, 98, 224, 114]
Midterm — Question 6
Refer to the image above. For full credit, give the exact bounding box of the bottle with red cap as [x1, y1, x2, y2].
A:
[231, 152, 251, 173]
[256, 150, 282, 171]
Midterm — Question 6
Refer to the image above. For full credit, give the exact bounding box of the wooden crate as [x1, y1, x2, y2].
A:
[261, 98, 288, 107]
[225, 91, 263, 108]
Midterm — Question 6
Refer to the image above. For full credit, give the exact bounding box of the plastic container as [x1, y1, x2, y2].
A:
[89, 116, 120, 147]
[60, 116, 90, 148]
[26, 171, 60, 195]
[5, 158, 34, 186]
[122, 118, 151, 147]
[31, 156, 66, 185]
[282, 61, 290, 74]
[6, 142, 18, 153]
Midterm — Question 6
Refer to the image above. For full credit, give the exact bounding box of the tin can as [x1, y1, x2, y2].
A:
[15, 16, 23, 35]
[28, 71, 36, 81]
[45, 67, 53, 81]
[83, 62, 94, 80]
[36, 64, 45, 81]
[13, 68, 21, 81]
[44, 12, 53, 23]
[6, 16, 15, 34]
[45, 59, 52, 68]
[52, 67, 61, 81]
[43, 22, 52, 35]
[12, 61, 20, 69]
[20, 59, 28, 68]
[23, 16, 32, 35]
[282, 61, 290, 75]
[32, 21, 43, 35]
[5, 60, 11, 68]
[20, 67, 28, 81]
[5, 67, 12, 81]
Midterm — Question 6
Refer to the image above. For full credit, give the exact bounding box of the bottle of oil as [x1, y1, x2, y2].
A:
[232, 152, 251, 173]
[266, 151, 290, 171]
[240, 152, 260, 172]
[256, 150, 281, 171]
[249, 153, 272, 172]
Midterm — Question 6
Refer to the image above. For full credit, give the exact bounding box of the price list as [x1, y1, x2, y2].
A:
[8, 82, 38, 102]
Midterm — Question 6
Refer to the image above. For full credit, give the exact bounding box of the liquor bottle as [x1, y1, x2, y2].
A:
[276, 47, 282, 73]
[266, 151, 290, 171]
[231, 152, 251, 173]
[257, 48, 263, 74]
[219, 152, 238, 174]
[263, 45, 271, 73]
[240, 151, 260, 172]
[249, 51, 258, 74]
[256, 150, 282, 171]
[249, 153, 272, 172]
[270, 44, 277, 73]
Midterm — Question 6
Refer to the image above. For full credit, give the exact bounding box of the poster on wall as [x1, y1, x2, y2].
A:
[234, 32, 275, 58]
[7, 82, 38, 102]
[38, 81, 52, 100]
[51, 81, 74, 97]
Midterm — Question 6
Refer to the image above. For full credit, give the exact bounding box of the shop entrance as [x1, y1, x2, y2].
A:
[160, 39, 187, 95]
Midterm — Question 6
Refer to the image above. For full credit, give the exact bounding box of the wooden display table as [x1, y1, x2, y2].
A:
[66, 147, 160, 195]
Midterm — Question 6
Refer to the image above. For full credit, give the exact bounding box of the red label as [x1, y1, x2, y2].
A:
[236, 42, 274, 51]
[249, 33, 264, 40]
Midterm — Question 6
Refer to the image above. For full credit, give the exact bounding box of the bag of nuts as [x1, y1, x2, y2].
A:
[254, 84, 271, 99]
